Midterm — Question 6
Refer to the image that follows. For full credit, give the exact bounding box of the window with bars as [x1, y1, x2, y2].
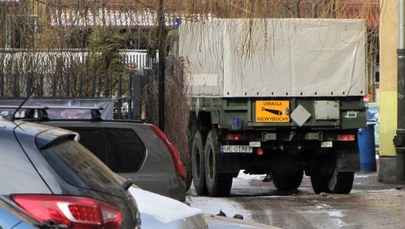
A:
[7, 15, 39, 48]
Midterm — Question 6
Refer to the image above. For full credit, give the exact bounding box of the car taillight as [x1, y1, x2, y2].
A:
[150, 124, 186, 180]
[10, 194, 122, 229]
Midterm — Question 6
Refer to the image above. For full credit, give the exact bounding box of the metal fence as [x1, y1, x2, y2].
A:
[0, 49, 155, 120]
[0, 49, 152, 72]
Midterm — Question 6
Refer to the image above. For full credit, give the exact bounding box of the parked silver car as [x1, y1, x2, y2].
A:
[0, 119, 140, 228]
[0, 196, 40, 229]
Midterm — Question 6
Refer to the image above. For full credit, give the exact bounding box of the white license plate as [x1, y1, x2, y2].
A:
[249, 141, 261, 147]
[321, 141, 333, 148]
[221, 145, 253, 153]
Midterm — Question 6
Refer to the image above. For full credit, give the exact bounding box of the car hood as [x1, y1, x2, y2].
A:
[128, 186, 207, 228]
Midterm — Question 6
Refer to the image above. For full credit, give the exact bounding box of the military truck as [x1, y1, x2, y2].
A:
[176, 18, 367, 196]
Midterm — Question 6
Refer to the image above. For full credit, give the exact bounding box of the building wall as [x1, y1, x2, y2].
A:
[378, 0, 398, 180]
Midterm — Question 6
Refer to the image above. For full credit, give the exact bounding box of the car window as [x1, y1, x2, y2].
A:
[72, 129, 113, 169]
[69, 128, 146, 173]
[133, 125, 173, 164]
[41, 140, 123, 192]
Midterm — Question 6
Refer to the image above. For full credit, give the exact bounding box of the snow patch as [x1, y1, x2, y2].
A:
[187, 196, 252, 220]
[327, 210, 344, 218]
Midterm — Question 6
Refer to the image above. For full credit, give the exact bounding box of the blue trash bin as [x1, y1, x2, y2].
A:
[357, 124, 377, 172]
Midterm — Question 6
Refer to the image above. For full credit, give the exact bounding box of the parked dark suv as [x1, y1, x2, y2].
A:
[41, 119, 187, 202]
[6, 105, 187, 202]
[0, 119, 140, 228]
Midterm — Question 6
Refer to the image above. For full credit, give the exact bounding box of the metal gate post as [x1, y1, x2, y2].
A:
[131, 73, 144, 120]
[116, 73, 122, 119]
[64, 73, 69, 97]
[0, 72, 4, 98]
[26, 73, 32, 97]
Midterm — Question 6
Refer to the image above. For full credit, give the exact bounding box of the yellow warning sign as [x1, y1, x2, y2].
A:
[256, 100, 290, 123]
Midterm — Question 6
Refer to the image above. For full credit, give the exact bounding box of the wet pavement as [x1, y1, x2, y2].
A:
[187, 172, 405, 229]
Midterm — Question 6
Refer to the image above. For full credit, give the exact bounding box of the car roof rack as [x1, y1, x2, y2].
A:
[0, 105, 104, 121]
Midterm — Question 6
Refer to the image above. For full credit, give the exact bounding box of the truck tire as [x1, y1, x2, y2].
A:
[272, 170, 303, 191]
[310, 151, 354, 194]
[310, 168, 329, 194]
[311, 170, 354, 194]
[328, 171, 354, 194]
[204, 130, 233, 197]
[184, 156, 192, 192]
[191, 131, 208, 195]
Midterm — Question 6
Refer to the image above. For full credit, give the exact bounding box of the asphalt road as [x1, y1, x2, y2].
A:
[186, 172, 405, 229]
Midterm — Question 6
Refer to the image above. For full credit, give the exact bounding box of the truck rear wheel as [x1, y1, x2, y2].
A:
[191, 131, 208, 195]
[204, 130, 233, 197]
[272, 170, 303, 191]
[328, 170, 354, 194]
[310, 151, 354, 194]
[310, 168, 329, 194]
[184, 156, 192, 192]
[311, 170, 354, 194]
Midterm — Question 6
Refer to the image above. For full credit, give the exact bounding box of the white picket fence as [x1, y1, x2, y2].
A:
[0, 49, 154, 72]
[122, 50, 153, 70]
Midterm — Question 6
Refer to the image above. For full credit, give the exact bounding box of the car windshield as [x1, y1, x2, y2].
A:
[41, 140, 123, 192]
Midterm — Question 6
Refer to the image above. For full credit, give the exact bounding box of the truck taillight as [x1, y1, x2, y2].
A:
[337, 134, 356, 141]
[227, 133, 245, 141]
[150, 125, 186, 180]
[11, 194, 122, 229]
[256, 148, 264, 156]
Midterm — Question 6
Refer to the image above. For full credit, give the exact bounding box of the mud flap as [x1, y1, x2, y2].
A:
[336, 143, 360, 172]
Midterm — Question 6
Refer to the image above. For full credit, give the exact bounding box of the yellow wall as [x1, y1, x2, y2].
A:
[379, 0, 398, 156]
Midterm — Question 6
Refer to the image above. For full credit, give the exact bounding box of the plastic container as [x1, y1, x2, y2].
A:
[357, 124, 377, 172]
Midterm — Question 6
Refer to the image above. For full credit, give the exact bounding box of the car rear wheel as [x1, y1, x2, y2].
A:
[191, 131, 208, 195]
[204, 129, 233, 197]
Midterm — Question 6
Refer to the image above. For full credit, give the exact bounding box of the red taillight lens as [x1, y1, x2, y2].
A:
[337, 134, 356, 141]
[256, 148, 264, 156]
[150, 125, 186, 180]
[10, 194, 122, 229]
[227, 133, 245, 141]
